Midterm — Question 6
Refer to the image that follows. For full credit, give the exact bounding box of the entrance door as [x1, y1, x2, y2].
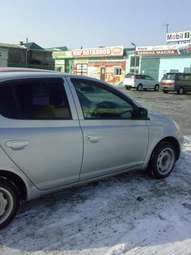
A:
[100, 67, 106, 81]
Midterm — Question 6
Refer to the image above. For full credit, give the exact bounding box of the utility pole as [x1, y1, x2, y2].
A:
[165, 24, 169, 34]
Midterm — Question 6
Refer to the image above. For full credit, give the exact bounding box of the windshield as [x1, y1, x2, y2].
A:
[162, 73, 176, 80]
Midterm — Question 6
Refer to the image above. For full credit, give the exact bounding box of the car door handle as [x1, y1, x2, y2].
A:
[6, 141, 29, 150]
[87, 136, 101, 143]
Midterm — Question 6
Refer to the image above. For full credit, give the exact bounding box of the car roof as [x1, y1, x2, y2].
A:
[0, 68, 103, 83]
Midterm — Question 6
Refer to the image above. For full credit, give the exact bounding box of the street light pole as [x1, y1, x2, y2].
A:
[131, 42, 137, 74]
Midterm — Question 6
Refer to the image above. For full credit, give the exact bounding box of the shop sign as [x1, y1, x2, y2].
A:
[166, 31, 191, 43]
[53, 51, 73, 59]
[72, 46, 124, 58]
[136, 45, 181, 56]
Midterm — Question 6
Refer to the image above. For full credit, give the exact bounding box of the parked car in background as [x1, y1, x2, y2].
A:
[160, 73, 191, 94]
[123, 74, 159, 91]
[0, 70, 183, 229]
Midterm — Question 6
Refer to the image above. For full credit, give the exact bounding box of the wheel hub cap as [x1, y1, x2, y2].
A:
[0, 187, 14, 224]
[0, 191, 8, 217]
[157, 148, 175, 174]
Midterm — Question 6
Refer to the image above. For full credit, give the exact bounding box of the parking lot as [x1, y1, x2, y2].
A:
[123, 90, 191, 135]
[0, 91, 191, 255]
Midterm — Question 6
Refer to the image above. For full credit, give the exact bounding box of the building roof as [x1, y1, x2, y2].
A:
[24, 42, 45, 51]
[0, 42, 25, 49]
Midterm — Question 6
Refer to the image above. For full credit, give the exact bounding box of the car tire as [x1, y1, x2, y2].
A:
[0, 178, 20, 229]
[137, 84, 143, 91]
[163, 90, 168, 94]
[148, 141, 177, 179]
[154, 84, 159, 91]
[177, 87, 184, 95]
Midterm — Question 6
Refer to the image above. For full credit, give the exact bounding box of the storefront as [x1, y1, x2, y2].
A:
[53, 46, 127, 85]
[136, 44, 191, 81]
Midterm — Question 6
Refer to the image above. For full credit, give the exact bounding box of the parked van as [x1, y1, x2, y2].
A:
[160, 73, 191, 94]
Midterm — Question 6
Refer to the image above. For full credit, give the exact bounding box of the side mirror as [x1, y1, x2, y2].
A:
[137, 107, 149, 120]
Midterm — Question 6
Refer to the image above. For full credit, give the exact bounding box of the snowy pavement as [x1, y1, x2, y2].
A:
[0, 137, 191, 255]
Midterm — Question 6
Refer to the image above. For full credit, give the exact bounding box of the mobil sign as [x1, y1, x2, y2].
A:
[166, 31, 191, 43]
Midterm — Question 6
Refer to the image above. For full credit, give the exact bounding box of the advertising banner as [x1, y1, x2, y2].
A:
[72, 46, 124, 58]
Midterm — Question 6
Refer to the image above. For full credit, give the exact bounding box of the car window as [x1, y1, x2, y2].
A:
[184, 74, 191, 81]
[71, 78, 134, 120]
[0, 78, 71, 120]
[162, 73, 176, 80]
[125, 74, 134, 78]
[135, 75, 142, 79]
[145, 75, 153, 80]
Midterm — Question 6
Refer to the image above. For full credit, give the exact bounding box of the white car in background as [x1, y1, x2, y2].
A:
[123, 74, 160, 91]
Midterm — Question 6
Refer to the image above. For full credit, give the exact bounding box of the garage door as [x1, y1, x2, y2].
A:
[141, 58, 160, 81]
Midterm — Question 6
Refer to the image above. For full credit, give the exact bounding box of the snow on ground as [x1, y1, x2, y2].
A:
[0, 137, 191, 255]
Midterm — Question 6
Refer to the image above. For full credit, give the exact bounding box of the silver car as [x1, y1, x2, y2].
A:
[0, 70, 183, 228]
[123, 74, 160, 91]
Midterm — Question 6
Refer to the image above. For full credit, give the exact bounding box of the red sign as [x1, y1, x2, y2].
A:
[72, 47, 124, 58]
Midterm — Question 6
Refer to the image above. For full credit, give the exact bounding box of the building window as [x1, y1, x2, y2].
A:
[114, 67, 122, 75]
[75, 64, 88, 76]
[130, 56, 140, 74]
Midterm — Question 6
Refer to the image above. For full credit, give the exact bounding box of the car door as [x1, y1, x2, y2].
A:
[145, 75, 155, 89]
[68, 77, 149, 180]
[0, 77, 83, 190]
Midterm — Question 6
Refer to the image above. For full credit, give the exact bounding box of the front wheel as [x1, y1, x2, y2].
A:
[148, 142, 176, 179]
[0, 179, 20, 229]
[177, 87, 184, 95]
[137, 84, 143, 91]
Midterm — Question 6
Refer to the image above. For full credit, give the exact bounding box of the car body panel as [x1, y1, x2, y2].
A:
[0, 71, 183, 201]
[123, 74, 158, 90]
[160, 73, 191, 92]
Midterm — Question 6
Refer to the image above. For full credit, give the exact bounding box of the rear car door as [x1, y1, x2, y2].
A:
[69, 78, 149, 180]
[144, 75, 155, 89]
[0, 77, 83, 190]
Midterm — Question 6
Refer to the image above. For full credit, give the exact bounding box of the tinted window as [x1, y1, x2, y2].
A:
[184, 74, 191, 81]
[125, 74, 134, 78]
[145, 75, 154, 80]
[71, 79, 134, 120]
[0, 78, 71, 120]
[162, 73, 176, 80]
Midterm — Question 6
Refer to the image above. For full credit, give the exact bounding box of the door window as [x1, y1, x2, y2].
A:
[145, 75, 154, 80]
[0, 78, 71, 120]
[71, 79, 134, 120]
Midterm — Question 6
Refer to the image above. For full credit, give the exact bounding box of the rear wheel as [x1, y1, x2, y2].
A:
[154, 84, 159, 91]
[0, 179, 20, 229]
[163, 90, 168, 94]
[137, 84, 143, 91]
[177, 87, 184, 95]
[148, 142, 176, 179]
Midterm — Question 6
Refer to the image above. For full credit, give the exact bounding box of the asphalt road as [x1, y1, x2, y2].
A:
[123, 90, 191, 135]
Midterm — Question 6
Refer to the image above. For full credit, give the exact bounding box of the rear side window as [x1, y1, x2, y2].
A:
[163, 73, 176, 80]
[135, 75, 144, 79]
[125, 74, 134, 78]
[0, 78, 72, 120]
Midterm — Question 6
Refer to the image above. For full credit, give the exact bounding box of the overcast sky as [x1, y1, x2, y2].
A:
[0, 0, 190, 49]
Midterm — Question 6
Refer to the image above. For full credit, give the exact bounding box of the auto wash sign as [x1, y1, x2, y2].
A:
[166, 31, 191, 43]
[72, 46, 124, 58]
[136, 45, 181, 56]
